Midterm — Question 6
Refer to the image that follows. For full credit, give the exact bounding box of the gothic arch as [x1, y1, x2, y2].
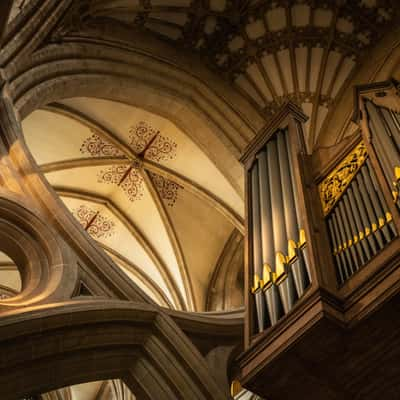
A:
[0, 300, 227, 400]
[6, 41, 259, 195]
[0, 189, 77, 308]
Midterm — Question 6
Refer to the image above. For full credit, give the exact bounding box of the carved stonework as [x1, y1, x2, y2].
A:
[319, 141, 368, 216]
[149, 172, 183, 206]
[80, 132, 125, 158]
[98, 165, 144, 202]
[129, 121, 177, 162]
[73, 205, 115, 239]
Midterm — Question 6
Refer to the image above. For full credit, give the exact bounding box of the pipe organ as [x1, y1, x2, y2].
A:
[363, 100, 400, 209]
[238, 87, 400, 400]
[242, 106, 312, 336]
[319, 141, 397, 284]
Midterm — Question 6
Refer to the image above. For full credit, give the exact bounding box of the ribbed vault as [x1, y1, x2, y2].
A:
[22, 97, 244, 311]
[54, 0, 400, 151]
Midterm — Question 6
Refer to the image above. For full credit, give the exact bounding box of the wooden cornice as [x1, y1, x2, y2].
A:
[352, 79, 398, 123]
[240, 101, 308, 166]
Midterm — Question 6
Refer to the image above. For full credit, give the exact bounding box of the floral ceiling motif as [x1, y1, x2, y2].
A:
[80, 131, 125, 158]
[98, 165, 145, 202]
[80, 121, 180, 204]
[149, 172, 183, 206]
[73, 204, 115, 239]
[129, 121, 177, 162]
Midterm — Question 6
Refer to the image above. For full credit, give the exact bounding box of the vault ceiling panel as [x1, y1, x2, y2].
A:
[22, 110, 95, 165]
[110, 173, 186, 301]
[162, 186, 234, 310]
[23, 97, 244, 311]
[61, 196, 173, 302]
[57, 97, 243, 217]
[45, 166, 120, 198]
[116, 261, 169, 307]
[70, 381, 103, 400]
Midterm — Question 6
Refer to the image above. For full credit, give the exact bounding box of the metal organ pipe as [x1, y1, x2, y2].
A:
[346, 188, 373, 261]
[321, 136, 398, 285]
[277, 131, 308, 298]
[365, 102, 400, 208]
[366, 159, 396, 236]
[285, 131, 312, 281]
[257, 151, 282, 326]
[328, 218, 345, 283]
[342, 194, 367, 266]
[356, 174, 385, 249]
[249, 127, 311, 333]
[350, 180, 379, 255]
[360, 165, 391, 242]
[332, 209, 353, 279]
[365, 101, 400, 187]
[267, 138, 296, 315]
[381, 108, 400, 152]
[251, 165, 267, 332]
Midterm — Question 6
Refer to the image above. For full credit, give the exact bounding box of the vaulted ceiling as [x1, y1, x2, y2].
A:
[67, 0, 399, 149]
[22, 97, 244, 311]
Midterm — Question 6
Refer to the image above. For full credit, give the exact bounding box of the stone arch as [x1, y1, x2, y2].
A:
[0, 189, 77, 308]
[0, 300, 227, 400]
[6, 41, 260, 194]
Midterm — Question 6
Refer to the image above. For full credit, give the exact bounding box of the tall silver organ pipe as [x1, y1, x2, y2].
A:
[257, 151, 282, 326]
[364, 100, 400, 208]
[249, 128, 311, 333]
[251, 164, 267, 332]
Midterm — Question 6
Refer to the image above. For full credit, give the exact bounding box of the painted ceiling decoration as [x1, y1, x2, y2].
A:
[80, 121, 179, 203]
[22, 97, 244, 312]
[149, 171, 183, 206]
[80, 132, 125, 158]
[97, 164, 145, 202]
[61, 0, 398, 150]
[73, 204, 116, 239]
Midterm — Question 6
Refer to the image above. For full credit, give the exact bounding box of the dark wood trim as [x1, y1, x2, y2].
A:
[240, 101, 308, 166]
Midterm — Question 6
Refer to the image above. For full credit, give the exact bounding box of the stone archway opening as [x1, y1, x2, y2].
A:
[0, 250, 21, 299]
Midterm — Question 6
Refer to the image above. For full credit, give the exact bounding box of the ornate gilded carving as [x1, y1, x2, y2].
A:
[149, 172, 183, 206]
[319, 141, 368, 216]
[73, 205, 115, 239]
[80, 132, 125, 158]
[98, 165, 144, 202]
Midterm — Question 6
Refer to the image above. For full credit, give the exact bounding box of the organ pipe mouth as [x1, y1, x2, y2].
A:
[395, 166, 400, 180]
[274, 252, 288, 285]
[262, 264, 273, 290]
[298, 229, 307, 249]
[288, 240, 297, 264]
[251, 274, 264, 293]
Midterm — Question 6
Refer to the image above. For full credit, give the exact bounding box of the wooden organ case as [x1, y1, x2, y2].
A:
[237, 93, 400, 400]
